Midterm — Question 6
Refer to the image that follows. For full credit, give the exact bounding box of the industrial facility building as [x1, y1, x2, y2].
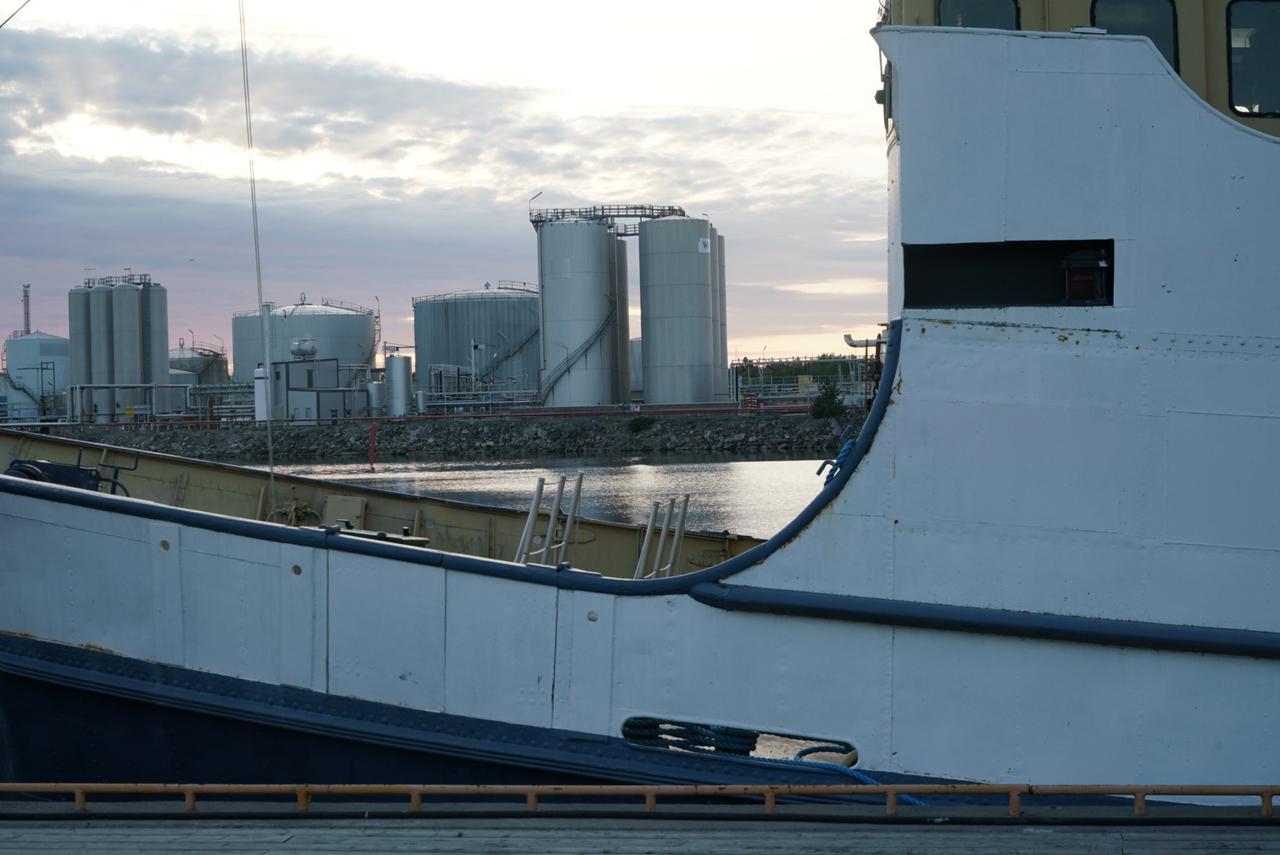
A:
[67, 274, 170, 422]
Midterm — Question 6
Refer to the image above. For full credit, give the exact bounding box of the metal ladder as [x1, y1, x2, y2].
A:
[513, 473, 585, 566]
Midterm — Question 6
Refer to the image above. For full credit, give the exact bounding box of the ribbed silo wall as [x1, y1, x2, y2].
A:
[231, 311, 265, 383]
[708, 226, 722, 398]
[717, 232, 728, 399]
[232, 303, 375, 383]
[639, 217, 714, 404]
[538, 221, 616, 406]
[386, 354, 412, 417]
[629, 337, 643, 399]
[612, 237, 630, 405]
[413, 291, 540, 391]
[112, 284, 143, 411]
[274, 306, 375, 378]
[88, 284, 115, 421]
[142, 283, 169, 386]
[68, 287, 92, 397]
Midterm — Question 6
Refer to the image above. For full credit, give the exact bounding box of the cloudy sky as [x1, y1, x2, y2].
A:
[1, 0, 889, 366]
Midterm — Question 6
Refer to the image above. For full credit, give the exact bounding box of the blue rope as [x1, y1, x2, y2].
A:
[816, 438, 857, 485]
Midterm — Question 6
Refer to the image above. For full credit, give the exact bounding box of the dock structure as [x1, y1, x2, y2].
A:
[0, 816, 1276, 854]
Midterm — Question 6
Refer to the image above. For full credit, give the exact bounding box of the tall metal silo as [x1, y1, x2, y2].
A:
[413, 287, 540, 393]
[142, 281, 169, 389]
[88, 284, 115, 421]
[717, 232, 728, 399]
[386, 354, 412, 417]
[111, 282, 144, 412]
[629, 337, 643, 400]
[612, 237, 630, 405]
[639, 216, 715, 404]
[537, 221, 616, 406]
[68, 285, 92, 413]
[708, 225, 722, 398]
[231, 307, 267, 382]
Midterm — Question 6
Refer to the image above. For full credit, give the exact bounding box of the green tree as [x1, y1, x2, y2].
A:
[809, 380, 847, 419]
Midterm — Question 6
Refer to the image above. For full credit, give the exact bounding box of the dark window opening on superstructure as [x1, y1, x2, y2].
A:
[1229, 0, 1280, 117]
[1092, 0, 1180, 70]
[903, 240, 1115, 308]
[937, 0, 1020, 29]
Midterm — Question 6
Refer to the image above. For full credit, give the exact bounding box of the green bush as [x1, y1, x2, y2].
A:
[809, 381, 847, 419]
[629, 415, 656, 434]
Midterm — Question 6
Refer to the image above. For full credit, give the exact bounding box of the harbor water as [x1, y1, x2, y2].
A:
[274, 454, 826, 537]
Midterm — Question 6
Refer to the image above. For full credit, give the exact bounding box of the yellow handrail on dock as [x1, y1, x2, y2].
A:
[0, 782, 1275, 818]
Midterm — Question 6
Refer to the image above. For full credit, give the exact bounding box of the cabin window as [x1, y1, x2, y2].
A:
[1092, 0, 1179, 70]
[1230, 0, 1280, 116]
[937, 0, 1020, 29]
[903, 240, 1114, 308]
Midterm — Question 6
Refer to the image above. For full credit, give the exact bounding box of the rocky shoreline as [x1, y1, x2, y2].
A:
[49, 412, 865, 463]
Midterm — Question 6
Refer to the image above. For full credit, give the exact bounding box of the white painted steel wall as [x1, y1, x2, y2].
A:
[639, 217, 715, 404]
[538, 221, 616, 406]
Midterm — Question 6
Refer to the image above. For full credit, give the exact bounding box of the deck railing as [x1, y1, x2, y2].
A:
[0, 782, 1274, 818]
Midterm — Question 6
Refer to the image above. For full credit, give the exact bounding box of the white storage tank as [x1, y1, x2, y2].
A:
[716, 232, 728, 399]
[67, 286, 92, 398]
[88, 283, 115, 421]
[708, 225, 722, 398]
[170, 344, 229, 385]
[629, 337, 643, 401]
[537, 221, 616, 406]
[413, 287, 540, 392]
[142, 281, 169, 391]
[386, 354, 412, 417]
[639, 216, 715, 404]
[367, 380, 386, 416]
[611, 237, 630, 405]
[232, 297, 376, 383]
[112, 282, 144, 412]
[2, 331, 70, 420]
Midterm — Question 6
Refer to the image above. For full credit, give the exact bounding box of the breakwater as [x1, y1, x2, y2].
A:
[54, 412, 865, 463]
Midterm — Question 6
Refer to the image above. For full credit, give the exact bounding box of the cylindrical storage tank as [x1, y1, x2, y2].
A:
[367, 380, 386, 416]
[112, 282, 143, 413]
[68, 287, 92, 407]
[88, 284, 115, 422]
[413, 289, 540, 392]
[231, 308, 266, 382]
[639, 217, 715, 404]
[386, 354, 412, 417]
[717, 232, 728, 399]
[232, 300, 376, 383]
[537, 221, 615, 406]
[612, 237, 630, 405]
[629, 337, 643, 400]
[414, 390, 428, 414]
[708, 225, 722, 398]
[142, 282, 169, 387]
[3, 332, 70, 419]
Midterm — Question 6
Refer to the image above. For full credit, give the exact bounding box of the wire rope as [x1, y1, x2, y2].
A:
[0, 0, 33, 30]
[237, 0, 276, 512]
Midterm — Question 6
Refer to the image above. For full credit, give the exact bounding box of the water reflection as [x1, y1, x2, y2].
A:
[272, 454, 826, 537]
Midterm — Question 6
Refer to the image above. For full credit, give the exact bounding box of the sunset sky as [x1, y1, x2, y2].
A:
[1, 0, 889, 365]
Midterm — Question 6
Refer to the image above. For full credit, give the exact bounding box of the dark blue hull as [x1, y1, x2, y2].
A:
[0, 635, 905, 790]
